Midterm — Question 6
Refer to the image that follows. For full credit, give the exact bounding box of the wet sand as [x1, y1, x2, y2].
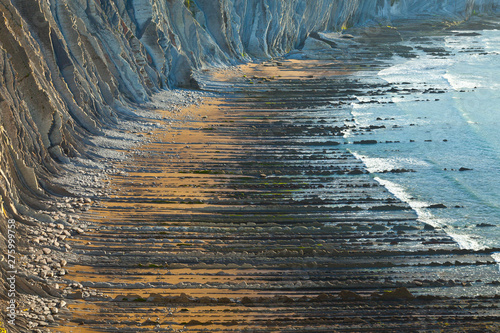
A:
[54, 21, 500, 333]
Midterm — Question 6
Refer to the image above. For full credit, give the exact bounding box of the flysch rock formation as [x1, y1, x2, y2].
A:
[0, 0, 499, 331]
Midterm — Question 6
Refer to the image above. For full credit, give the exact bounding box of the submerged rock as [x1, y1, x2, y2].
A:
[427, 204, 447, 209]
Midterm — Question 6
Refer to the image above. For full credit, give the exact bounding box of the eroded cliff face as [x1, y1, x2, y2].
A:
[0, 0, 498, 319]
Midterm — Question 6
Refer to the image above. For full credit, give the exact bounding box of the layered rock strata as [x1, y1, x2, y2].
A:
[0, 0, 499, 331]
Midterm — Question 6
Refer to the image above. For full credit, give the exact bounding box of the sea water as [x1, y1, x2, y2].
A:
[346, 29, 500, 255]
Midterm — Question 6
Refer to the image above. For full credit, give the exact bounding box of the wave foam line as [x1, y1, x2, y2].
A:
[373, 177, 487, 252]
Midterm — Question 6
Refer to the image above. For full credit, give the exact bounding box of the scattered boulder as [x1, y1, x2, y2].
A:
[382, 287, 415, 300]
[339, 290, 363, 301]
[476, 223, 495, 228]
[68, 291, 84, 299]
[427, 203, 447, 209]
[423, 224, 435, 230]
[353, 140, 378, 144]
[371, 287, 415, 301]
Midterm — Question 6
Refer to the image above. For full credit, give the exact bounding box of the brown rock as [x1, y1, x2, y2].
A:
[339, 290, 363, 301]
[68, 291, 83, 299]
[381, 287, 415, 300]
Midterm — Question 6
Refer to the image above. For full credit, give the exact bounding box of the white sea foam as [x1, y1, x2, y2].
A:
[374, 177, 486, 251]
[491, 253, 500, 271]
[351, 152, 429, 173]
[351, 30, 500, 264]
[373, 177, 432, 210]
[443, 73, 481, 90]
[378, 57, 452, 86]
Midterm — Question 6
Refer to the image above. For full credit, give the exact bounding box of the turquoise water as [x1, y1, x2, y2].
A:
[346, 29, 500, 255]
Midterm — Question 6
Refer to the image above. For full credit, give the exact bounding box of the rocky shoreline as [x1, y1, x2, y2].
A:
[2, 89, 208, 332]
[3, 17, 500, 333]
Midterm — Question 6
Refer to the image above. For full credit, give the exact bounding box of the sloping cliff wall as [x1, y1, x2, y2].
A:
[0, 0, 498, 313]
